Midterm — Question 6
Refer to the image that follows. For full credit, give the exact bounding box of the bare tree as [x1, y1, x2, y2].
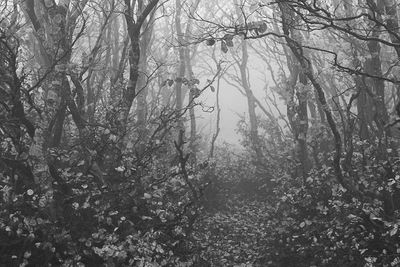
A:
[120, 0, 161, 136]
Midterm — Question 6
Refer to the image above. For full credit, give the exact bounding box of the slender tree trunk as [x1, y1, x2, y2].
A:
[136, 10, 155, 155]
[341, 1, 373, 143]
[209, 73, 222, 159]
[238, 39, 263, 161]
[365, 1, 389, 156]
[174, 0, 186, 134]
[383, 0, 400, 57]
[279, 1, 350, 191]
[232, 0, 263, 161]
[383, 0, 400, 135]
[120, 0, 160, 139]
[185, 52, 197, 163]
[110, 16, 128, 104]
[276, 3, 311, 179]
[183, 0, 201, 163]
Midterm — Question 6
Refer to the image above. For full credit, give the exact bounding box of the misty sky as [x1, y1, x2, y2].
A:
[197, 54, 278, 144]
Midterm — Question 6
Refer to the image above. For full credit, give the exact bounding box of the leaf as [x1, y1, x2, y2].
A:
[390, 225, 398, 236]
[191, 78, 200, 85]
[167, 79, 174, 86]
[258, 22, 267, 33]
[210, 86, 215, 92]
[223, 34, 234, 47]
[191, 87, 201, 97]
[109, 134, 117, 141]
[347, 214, 358, 220]
[221, 41, 228, 53]
[115, 166, 125, 172]
[299, 222, 305, 228]
[23, 251, 31, 259]
[206, 38, 215, 46]
[143, 193, 152, 199]
[127, 141, 134, 149]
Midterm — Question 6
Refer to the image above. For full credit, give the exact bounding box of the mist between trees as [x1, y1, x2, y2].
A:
[2, 0, 400, 266]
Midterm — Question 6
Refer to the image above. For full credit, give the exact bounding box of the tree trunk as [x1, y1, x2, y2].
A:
[239, 39, 263, 161]
[279, 0, 349, 191]
[174, 0, 186, 134]
[277, 3, 311, 179]
[120, 0, 160, 139]
[136, 10, 155, 155]
[365, 1, 389, 156]
[183, 0, 201, 163]
[383, 0, 400, 57]
[21, 0, 88, 219]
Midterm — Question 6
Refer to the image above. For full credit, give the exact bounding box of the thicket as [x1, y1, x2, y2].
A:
[3, 1, 400, 266]
[198, 126, 400, 267]
[0, 25, 209, 266]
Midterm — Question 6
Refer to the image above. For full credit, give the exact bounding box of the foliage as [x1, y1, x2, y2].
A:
[195, 127, 400, 266]
[3, 0, 400, 266]
[0, 135, 211, 266]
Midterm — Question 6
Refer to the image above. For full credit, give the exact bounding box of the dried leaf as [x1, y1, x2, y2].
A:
[258, 22, 267, 33]
[206, 38, 215, 46]
[221, 41, 228, 53]
[390, 225, 398, 236]
[224, 34, 234, 47]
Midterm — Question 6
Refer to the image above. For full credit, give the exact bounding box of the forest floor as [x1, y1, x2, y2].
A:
[194, 197, 272, 266]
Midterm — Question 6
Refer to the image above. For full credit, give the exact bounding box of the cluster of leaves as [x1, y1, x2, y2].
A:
[261, 147, 400, 266]
[0, 124, 213, 266]
[205, 34, 234, 54]
[205, 20, 267, 53]
[194, 126, 400, 266]
[0, 23, 211, 265]
[161, 77, 200, 88]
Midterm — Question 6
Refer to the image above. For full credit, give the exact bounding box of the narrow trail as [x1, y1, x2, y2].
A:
[194, 198, 273, 266]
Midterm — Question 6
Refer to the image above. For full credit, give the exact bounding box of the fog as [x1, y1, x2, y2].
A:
[2, 0, 400, 266]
